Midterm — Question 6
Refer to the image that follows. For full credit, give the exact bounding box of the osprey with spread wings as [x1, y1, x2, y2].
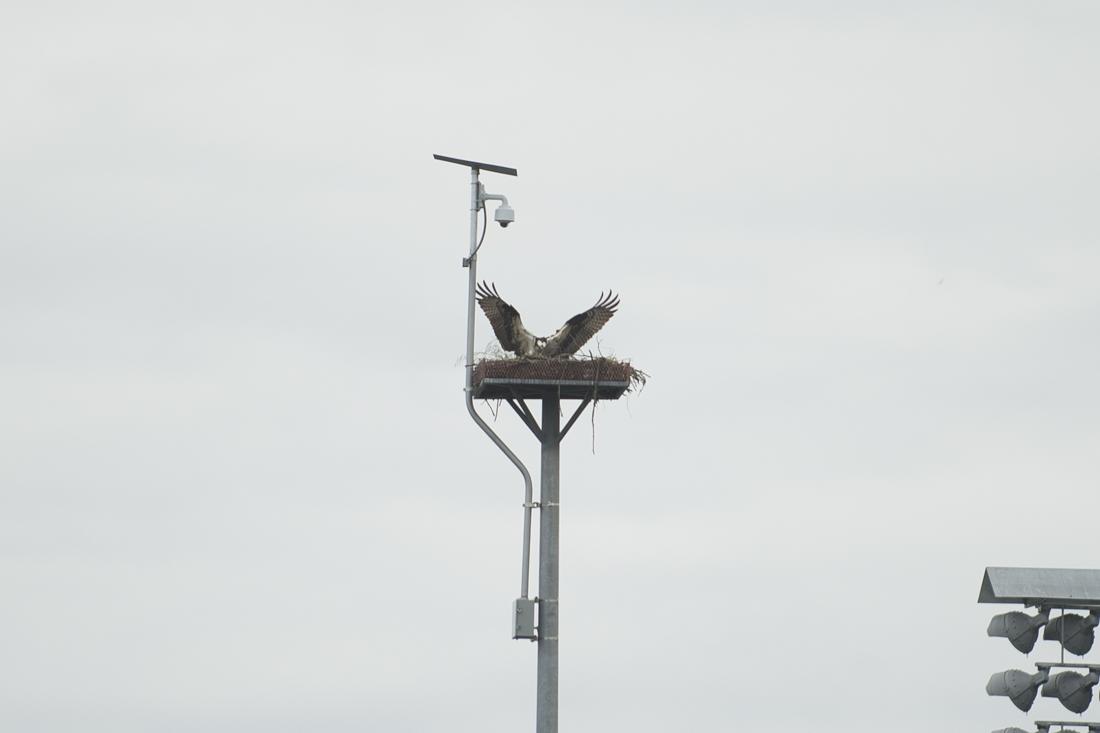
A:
[475, 281, 619, 358]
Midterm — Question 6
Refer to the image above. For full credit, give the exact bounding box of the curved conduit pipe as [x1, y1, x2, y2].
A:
[464, 167, 534, 600]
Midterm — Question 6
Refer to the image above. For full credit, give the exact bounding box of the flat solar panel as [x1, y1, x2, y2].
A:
[433, 153, 518, 177]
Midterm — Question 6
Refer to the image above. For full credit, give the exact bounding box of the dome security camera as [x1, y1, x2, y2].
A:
[494, 204, 515, 228]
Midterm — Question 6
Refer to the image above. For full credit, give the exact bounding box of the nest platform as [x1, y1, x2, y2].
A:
[472, 358, 640, 401]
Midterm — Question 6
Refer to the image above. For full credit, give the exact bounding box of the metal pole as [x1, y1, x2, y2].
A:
[537, 395, 560, 733]
[462, 166, 535, 599]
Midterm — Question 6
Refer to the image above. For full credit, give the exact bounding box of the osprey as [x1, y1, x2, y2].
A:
[475, 281, 619, 358]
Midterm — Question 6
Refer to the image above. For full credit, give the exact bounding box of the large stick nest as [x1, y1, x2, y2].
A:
[472, 355, 648, 394]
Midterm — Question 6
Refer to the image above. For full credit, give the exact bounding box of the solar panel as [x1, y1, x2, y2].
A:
[433, 153, 518, 177]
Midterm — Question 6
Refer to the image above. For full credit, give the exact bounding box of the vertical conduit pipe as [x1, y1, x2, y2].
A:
[463, 166, 535, 599]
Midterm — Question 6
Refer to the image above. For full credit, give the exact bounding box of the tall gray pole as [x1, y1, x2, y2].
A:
[537, 395, 560, 733]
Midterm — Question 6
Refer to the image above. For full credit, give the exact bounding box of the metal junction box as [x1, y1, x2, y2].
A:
[513, 598, 537, 640]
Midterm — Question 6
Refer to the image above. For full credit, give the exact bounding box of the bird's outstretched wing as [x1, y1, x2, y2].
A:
[475, 281, 531, 355]
[543, 292, 619, 357]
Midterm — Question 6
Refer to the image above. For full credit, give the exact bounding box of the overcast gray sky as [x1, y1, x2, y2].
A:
[3, 2, 1099, 731]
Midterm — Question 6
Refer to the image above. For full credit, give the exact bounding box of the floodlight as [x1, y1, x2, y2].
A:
[989, 609, 1050, 654]
[1041, 669, 1100, 713]
[987, 668, 1049, 711]
[1044, 611, 1099, 656]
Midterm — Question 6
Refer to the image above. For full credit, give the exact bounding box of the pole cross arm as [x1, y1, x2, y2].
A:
[1036, 662, 1100, 671]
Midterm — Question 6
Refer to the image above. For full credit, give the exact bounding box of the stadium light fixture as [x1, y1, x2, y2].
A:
[1045, 611, 1100, 657]
[987, 669, 1050, 712]
[980, 567, 1100, 725]
[1038, 663, 1100, 713]
[989, 609, 1050, 654]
